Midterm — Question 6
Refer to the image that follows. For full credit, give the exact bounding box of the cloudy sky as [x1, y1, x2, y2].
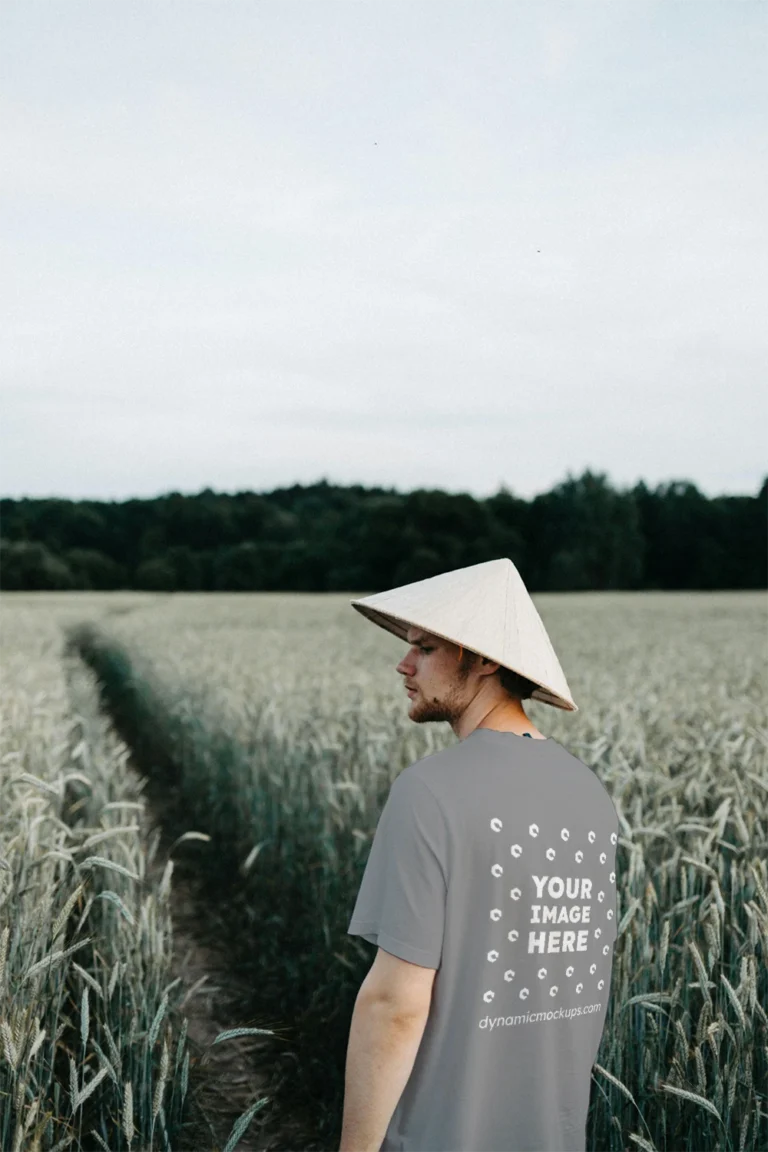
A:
[2, 2, 766, 503]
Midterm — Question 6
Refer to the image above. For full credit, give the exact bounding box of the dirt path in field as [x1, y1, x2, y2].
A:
[130, 776, 270, 1152]
[68, 627, 323, 1151]
[162, 860, 272, 1152]
[140, 776, 318, 1152]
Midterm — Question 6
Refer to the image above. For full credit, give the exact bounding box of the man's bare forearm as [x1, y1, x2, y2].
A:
[339, 995, 429, 1152]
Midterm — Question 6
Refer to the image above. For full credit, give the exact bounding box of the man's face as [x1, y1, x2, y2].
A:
[395, 627, 474, 725]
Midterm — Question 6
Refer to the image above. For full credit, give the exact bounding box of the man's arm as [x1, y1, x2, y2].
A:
[342, 896, 439, 1149]
[339, 992, 429, 1152]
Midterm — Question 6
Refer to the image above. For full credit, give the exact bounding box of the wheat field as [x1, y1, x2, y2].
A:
[1, 590, 766, 1151]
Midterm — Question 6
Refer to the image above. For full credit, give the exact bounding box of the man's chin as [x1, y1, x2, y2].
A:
[409, 705, 448, 724]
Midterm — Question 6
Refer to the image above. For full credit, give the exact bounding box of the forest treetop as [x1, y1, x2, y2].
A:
[1, 470, 765, 592]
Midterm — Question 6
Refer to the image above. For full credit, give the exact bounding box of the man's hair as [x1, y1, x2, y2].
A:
[496, 664, 538, 701]
[458, 646, 538, 701]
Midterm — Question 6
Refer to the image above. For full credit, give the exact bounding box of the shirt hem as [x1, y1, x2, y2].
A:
[347, 922, 441, 969]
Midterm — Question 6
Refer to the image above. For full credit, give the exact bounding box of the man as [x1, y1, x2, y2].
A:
[341, 558, 619, 1152]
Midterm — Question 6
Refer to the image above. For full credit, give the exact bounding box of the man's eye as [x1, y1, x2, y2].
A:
[420, 646, 432, 653]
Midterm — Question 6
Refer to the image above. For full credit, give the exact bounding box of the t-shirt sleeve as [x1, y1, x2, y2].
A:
[347, 771, 448, 970]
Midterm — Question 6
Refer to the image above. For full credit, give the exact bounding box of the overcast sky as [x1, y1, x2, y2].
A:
[2, 2, 766, 503]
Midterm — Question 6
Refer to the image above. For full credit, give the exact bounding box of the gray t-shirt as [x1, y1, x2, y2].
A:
[347, 727, 620, 1152]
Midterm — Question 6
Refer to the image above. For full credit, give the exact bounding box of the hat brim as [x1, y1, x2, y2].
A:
[350, 601, 578, 713]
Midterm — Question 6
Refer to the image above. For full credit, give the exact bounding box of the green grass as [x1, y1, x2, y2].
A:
[3, 589, 767, 1151]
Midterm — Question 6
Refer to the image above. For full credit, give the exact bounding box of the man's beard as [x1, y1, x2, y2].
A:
[409, 673, 469, 724]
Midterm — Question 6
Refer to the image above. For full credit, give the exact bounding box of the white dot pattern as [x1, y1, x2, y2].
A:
[485, 815, 617, 1005]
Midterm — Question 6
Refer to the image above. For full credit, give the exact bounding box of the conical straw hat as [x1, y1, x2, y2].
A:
[350, 557, 577, 712]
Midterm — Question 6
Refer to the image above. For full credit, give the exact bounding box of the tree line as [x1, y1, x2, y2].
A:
[1, 470, 765, 592]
